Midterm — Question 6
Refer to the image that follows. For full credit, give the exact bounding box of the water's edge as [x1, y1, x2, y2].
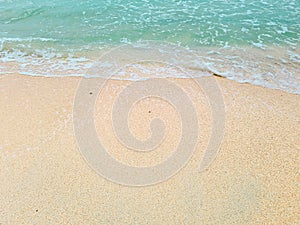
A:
[1, 43, 299, 94]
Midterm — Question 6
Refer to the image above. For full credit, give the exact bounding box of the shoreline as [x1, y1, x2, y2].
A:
[0, 73, 299, 224]
[1, 43, 299, 94]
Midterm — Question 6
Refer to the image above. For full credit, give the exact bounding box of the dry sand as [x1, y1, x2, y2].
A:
[0, 74, 299, 224]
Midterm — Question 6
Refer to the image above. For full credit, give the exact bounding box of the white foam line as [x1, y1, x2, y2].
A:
[0, 37, 57, 42]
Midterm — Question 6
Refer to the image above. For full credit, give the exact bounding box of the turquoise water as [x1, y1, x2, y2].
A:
[0, 0, 299, 93]
[1, 0, 299, 47]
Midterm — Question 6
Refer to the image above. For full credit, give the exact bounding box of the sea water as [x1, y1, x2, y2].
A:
[0, 0, 299, 93]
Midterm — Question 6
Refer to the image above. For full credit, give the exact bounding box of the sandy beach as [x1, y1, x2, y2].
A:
[0, 74, 299, 224]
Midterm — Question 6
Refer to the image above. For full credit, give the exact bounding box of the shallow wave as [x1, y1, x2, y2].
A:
[0, 41, 299, 94]
[1, 0, 299, 93]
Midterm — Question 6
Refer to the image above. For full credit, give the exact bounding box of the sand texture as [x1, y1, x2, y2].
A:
[0, 74, 299, 224]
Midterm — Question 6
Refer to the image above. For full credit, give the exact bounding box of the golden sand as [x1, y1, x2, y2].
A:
[0, 74, 299, 224]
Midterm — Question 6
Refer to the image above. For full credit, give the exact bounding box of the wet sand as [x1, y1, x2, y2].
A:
[0, 74, 299, 224]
